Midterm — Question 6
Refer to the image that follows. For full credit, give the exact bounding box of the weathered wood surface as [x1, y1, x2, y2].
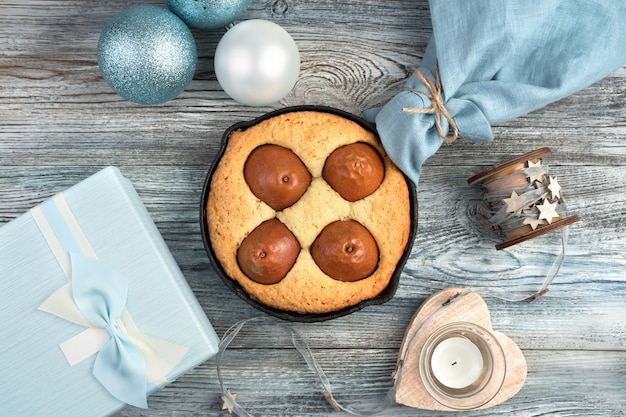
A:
[1, 1, 625, 416]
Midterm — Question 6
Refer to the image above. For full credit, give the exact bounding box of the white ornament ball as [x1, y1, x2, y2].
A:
[214, 19, 300, 106]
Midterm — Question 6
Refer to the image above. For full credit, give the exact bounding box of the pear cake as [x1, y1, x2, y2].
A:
[205, 109, 413, 315]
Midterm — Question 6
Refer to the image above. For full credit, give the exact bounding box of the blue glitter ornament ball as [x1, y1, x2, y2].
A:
[165, 0, 253, 30]
[98, 5, 197, 105]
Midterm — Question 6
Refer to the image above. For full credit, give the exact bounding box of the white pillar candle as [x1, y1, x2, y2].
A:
[430, 336, 484, 389]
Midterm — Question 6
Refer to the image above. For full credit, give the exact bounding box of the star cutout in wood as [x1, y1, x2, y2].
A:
[523, 214, 546, 230]
[537, 200, 560, 224]
[547, 176, 562, 200]
[503, 191, 527, 214]
[526, 160, 545, 184]
[220, 389, 238, 414]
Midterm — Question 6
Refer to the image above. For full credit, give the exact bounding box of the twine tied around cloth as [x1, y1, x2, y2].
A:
[402, 61, 459, 143]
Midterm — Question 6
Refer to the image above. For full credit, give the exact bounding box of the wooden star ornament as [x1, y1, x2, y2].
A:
[522, 214, 546, 230]
[536, 200, 560, 224]
[503, 191, 527, 214]
[526, 160, 545, 184]
[220, 389, 238, 414]
[547, 176, 562, 200]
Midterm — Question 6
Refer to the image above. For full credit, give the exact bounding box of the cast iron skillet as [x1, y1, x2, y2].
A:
[200, 105, 418, 322]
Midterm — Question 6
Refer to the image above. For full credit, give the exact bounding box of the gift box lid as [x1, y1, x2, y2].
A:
[0, 166, 219, 416]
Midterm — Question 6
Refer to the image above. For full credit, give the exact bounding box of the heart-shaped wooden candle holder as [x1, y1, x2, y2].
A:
[393, 288, 526, 411]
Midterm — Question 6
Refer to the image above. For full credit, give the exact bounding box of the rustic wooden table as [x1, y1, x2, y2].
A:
[2, 1, 625, 416]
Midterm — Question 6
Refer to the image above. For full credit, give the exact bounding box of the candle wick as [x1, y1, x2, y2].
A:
[451, 362, 457, 366]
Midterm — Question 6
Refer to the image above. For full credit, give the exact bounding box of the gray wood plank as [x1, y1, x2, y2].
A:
[1, 0, 625, 416]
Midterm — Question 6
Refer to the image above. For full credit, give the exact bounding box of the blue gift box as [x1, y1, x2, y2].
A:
[0, 167, 219, 416]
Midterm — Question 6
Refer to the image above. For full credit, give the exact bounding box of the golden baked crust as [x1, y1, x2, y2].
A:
[207, 111, 411, 314]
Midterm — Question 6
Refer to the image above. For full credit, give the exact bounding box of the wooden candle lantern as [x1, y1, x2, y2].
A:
[394, 288, 526, 411]
[467, 147, 580, 250]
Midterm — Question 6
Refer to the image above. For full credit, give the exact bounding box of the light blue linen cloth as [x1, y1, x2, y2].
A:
[364, 0, 626, 186]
